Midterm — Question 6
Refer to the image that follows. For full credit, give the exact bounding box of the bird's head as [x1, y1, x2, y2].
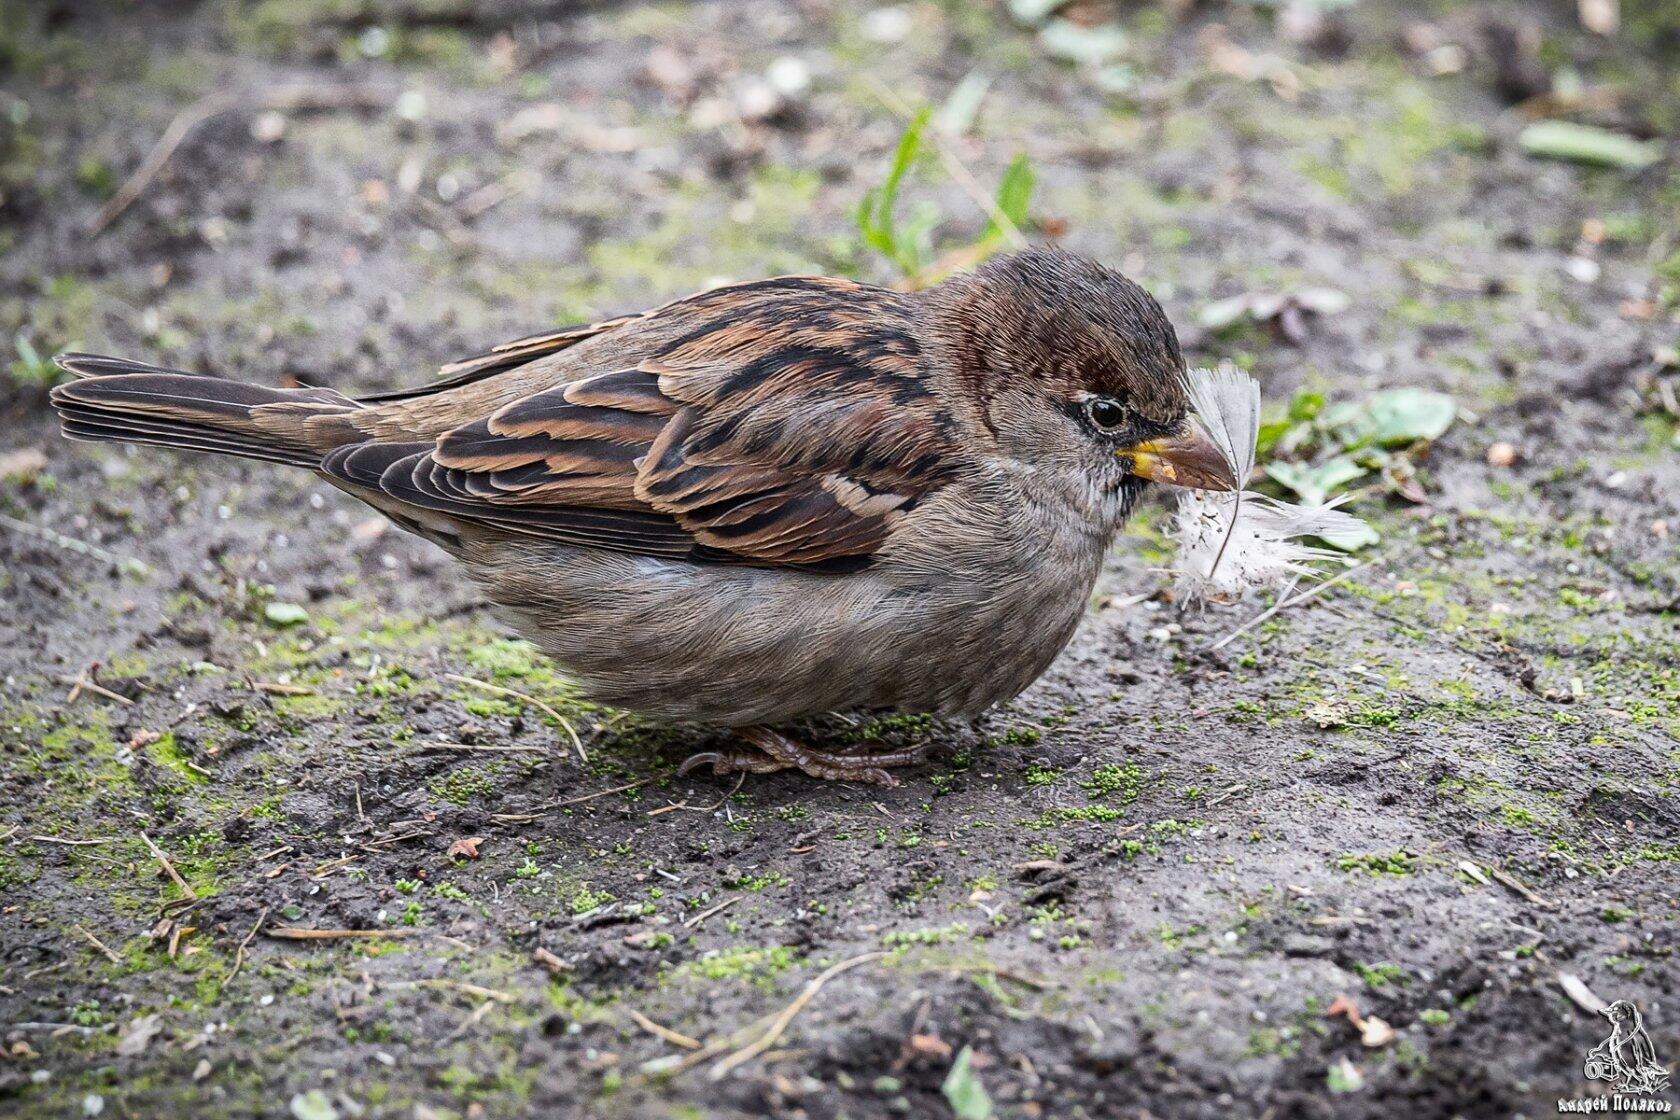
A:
[926, 246, 1235, 515]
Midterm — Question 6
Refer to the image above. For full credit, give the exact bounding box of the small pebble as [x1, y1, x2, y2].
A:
[250, 111, 287, 144]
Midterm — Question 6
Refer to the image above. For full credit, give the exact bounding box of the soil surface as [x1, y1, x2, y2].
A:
[2, 2, 1677, 1118]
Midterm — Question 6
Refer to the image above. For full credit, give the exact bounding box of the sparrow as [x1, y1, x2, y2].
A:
[51, 246, 1232, 785]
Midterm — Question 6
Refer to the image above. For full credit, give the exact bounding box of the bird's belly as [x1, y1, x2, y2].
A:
[466, 542, 1100, 726]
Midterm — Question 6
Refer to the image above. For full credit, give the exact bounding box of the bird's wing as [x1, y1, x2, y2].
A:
[355, 314, 649, 403]
[326, 277, 959, 569]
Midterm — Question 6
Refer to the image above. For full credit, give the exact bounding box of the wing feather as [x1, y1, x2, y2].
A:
[330, 278, 958, 568]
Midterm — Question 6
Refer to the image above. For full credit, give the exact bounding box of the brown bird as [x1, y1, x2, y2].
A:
[50, 247, 1232, 784]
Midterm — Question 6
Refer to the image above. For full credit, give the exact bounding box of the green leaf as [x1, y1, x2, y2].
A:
[1287, 390, 1325, 423]
[1365, 388, 1456, 446]
[1007, 0, 1067, 26]
[1264, 456, 1366, 507]
[1038, 19, 1127, 67]
[984, 154, 1034, 243]
[289, 1091, 340, 1120]
[856, 109, 932, 276]
[264, 602, 310, 627]
[1093, 63, 1138, 95]
[936, 71, 991, 136]
[9, 332, 63, 388]
[942, 1046, 994, 1120]
[1197, 294, 1253, 331]
[1519, 121, 1661, 171]
[1326, 1057, 1364, 1094]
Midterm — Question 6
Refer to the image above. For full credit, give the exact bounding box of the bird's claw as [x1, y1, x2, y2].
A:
[676, 728, 922, 786]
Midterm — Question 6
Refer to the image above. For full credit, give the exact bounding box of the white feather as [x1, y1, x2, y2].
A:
[1171, 367, 1372, 601]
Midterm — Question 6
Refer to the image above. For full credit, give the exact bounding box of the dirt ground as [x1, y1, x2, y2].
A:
[2, 1, 1678, 1117]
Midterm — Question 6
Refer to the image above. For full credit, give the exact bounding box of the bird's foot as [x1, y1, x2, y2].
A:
[677, 726, 928, 787]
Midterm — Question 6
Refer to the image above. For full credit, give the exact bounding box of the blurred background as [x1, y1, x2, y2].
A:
[2, 0, 1675, 399]
[2, 3, 1678, 1118]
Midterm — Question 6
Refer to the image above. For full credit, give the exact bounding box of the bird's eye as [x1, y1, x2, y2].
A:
[1085, 396, 1127, 431]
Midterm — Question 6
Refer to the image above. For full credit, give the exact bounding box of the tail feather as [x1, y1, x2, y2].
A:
[59, 412, 326, 469]
[54, 351, 195, 380]
[50, 353, 363, 469]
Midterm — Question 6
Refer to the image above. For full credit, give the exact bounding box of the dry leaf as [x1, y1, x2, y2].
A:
[1326, 994, 1364, 1028]
[447, 837, 483, 860]
[1360, 1016, 1395, 1047]
[116, 1013, 165, 1057]
[1558, 972, 1607, 1014]
[910, 1033, 954, 1058]
[0, 447, 47, 480]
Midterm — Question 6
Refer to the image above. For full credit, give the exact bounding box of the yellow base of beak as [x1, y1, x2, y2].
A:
[1126, 426, 1238, 491]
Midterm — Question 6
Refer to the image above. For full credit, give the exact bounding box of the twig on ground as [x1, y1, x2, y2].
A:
[265, 927, 418, 941]
[87, 93, 237, 235]
[414, 741, 550, 755]
[310, 854, 362, 878]
[446, 674, 587, 763]
[439, 1000, 496, 1045]
[627, 1008, 702, 1050]
[88, 83, 392, 236]
[678, 772, 746, 814]
[0, 513, 148, 574]
[681, 896, 741, 930]
[390, 979, 514, 1003]
[226, 907, 269, 984]
[639, 1012, 779, 1078]
[29, 835, 114, 846]
[1489, 865, 1555, 909]
[490, 770, 671, 822]
[73, 924, 122, 965]
[939, 963, 1054, 990]
[139, 831, 196, 899]
[60, 668, 133, 707]
[1207, 560, 1374, 652]
[709, 952, 887, 1080]
[251, 681, 315, 697]
[1205, 782, 1252, 807]
[532, 947, 572, 975]
[413, 196, 476, 249]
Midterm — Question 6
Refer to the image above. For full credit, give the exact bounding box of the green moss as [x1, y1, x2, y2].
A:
[1023, 764, 1060, 786]
[567, 885, 613, 915]
[1335, 851, 1416, 877]
[883, 922, 971, 947]
[724, 870, 790, 892]
[428, 765, 498, 806]
[673, 945, 799, 986]
[1020, 805, 1124, 831]
[1082, 763, 1144, 802]
[1352, 962, 1405, 990]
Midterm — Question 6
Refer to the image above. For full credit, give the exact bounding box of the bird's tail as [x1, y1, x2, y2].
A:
[49, 353, 365, 469]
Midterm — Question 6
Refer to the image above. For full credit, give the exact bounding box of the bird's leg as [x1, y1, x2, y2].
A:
[678, 726, 928, 787]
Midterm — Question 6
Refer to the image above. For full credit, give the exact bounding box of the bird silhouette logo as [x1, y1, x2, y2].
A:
[1583, 1000, 1670, 1095]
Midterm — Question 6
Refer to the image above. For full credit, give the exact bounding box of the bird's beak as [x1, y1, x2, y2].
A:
[1125, 423, 1238, 491]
